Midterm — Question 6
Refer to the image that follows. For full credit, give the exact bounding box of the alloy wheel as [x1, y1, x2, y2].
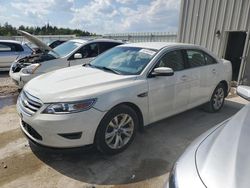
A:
[105, 113, 134, 149]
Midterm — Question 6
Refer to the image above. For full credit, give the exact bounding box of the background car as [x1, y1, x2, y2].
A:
[17, 42, 232, 155]
[165, 85, 250, 188]
[48, 40, 66, 49]
[9, 30, 123, 88]
[32, 40, 66, 54]
[0, 40, 33, 71]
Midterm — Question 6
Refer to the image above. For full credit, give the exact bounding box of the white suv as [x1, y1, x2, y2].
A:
[10, 30, 123, 88]
[17, 42, 232, 154]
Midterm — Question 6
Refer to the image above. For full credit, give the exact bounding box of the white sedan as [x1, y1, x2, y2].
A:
[17, 42, 232, 154]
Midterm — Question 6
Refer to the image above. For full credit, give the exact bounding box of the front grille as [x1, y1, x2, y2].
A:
[22, 121, 42, 140]
[19, 91, 43, 116]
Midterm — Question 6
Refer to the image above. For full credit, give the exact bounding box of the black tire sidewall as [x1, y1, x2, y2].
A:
[209, 84, 226, 112]
[95, 105, 138, 155]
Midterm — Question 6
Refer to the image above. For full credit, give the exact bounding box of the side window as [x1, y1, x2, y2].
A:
[204, 53, 217, 65]
[99, 42, 121, 54]
[0, 43, 11, 52]
[0, 43, 23, 52]
[158, 50, 185, 71]
[14, 44, 23, 52]
[186, 50, 206, 68]
[74, 43, 99, 59]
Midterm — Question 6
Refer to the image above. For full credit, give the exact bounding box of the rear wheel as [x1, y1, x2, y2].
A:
[204, 83, 226, 112]
[95, 105, 138, 155]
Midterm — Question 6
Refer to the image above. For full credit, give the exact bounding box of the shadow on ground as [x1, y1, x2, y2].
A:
[31, 100, 244, 185]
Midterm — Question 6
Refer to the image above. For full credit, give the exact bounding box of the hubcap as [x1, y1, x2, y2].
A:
[105, 113, 134, 149]
[213, 88, 224, 110]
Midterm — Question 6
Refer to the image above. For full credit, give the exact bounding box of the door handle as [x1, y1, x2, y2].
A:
[212, 69, 216, 74]
[180, 75, 188, 81]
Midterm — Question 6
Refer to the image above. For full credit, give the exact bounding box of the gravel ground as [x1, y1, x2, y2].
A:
[0, 72, 18, 97]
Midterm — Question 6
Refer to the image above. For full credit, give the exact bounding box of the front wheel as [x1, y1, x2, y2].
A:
[95, 105, 138, 155]
[204, 84, 226, 112]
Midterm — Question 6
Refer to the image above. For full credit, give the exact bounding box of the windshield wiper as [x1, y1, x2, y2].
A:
[100, 66, 122, 75]
[83, 64, 121, 75]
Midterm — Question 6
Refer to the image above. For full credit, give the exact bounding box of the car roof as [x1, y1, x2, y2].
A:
[120, 42, 200, 50]
[69, 38, 123, 44]
[0, 40, 23, 44]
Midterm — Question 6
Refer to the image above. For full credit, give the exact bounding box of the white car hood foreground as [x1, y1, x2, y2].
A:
[196, 103, 250, 188]
[24, 65, 137, 103]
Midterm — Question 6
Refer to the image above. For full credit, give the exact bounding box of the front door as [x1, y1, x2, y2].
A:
[147, 50, 190, 122]
[69, 43, 99, 66]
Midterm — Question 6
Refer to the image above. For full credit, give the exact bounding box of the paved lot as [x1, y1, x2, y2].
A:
[0, 72, 248, 187]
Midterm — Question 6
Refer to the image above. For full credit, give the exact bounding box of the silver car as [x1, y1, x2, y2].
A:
[0, 40, 33, 71]
[165, 85, 250, 188]
[9, 30, 123, 88]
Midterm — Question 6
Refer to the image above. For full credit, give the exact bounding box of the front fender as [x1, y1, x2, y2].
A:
[94, 80, 150, 125]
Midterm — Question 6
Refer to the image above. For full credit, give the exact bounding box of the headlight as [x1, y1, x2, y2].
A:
[22, 63, 40, 74]
[42, 98, 97, 114]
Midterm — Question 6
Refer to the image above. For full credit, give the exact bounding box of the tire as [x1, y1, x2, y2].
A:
[95, 105, 138, 155]
[204, 83, 226, 113]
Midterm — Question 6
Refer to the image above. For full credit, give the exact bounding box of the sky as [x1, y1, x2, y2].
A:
[0, 0, 181, 34]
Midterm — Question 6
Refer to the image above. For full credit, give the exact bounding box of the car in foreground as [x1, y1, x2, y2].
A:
[0, 40, 33, 71]
[17, 42, 232, 154]
[10, 30, 123, 88]
[165, 85, 250, 188]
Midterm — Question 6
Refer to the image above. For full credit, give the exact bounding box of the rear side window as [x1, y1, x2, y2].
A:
[0, 43, 11, 51]
[99, 42, 122, 54]
[158, 50, 185, 71]
[186, 50, 206, 68]
[204, 53, 217, 65]
[0, 42, 23, 52]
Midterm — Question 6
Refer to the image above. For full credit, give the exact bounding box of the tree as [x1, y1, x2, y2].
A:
[0, 23, 95, 36]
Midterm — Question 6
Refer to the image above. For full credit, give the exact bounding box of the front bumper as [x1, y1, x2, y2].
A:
[9, 70, 38, 89]
[17, 96, 105, 148]
[9, 62, 40, 88]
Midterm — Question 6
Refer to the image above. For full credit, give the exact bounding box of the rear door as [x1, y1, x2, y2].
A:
[147, 49, 191, 122]
[184, 49, 219, 107]
[0, 42, 22, 69]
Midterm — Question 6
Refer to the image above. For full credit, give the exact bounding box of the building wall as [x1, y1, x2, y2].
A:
[178, 0, 250, 84]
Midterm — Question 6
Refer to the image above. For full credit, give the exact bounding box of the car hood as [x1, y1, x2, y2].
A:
[24, 65, 137, 103]
[18, 30, 53, 53]
[196, 103, 250, 188]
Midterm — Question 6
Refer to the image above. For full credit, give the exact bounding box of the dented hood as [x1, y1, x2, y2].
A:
[18, 30, 53, 52]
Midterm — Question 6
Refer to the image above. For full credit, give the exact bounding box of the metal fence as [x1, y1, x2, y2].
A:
[0, 32, 177, 44]
[103, 32, 177, 42]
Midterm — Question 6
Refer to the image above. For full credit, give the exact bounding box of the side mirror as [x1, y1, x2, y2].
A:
[152, 67, 174, 76]
[74, 53, 82, 59]
[237, 85, 250, 101]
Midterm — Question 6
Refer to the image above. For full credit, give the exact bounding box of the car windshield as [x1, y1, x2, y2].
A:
[89, 46, 157, 75]
[48, 41, 82, 58]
